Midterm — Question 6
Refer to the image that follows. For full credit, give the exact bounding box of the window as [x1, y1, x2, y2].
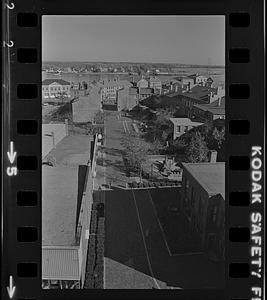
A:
[212, 206, 218, 223]
[208, 205, 218, 225]
[184, 178, 189, 195]
[176, 125, 181, 133]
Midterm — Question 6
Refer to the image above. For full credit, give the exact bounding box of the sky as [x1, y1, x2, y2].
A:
[42, 15, 225, 65]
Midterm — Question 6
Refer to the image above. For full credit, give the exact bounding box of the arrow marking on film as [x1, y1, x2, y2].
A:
[7, 276, 16, 298]
[7, 141, 16, 164]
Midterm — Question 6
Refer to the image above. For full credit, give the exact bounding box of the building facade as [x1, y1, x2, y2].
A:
[180, 162, 225, 261]
[149, 76, 162, 94]
[42, 79, 71, 101]
[100, 79, 132, 110]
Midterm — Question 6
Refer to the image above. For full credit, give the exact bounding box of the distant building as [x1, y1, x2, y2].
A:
[170, 118, 203, 139]
[179, 85, 225, 118]
[192, 96, 225, 123]
[174, 76, 195, 91]
[99, 79, 132, 110]
[42, 79, 71, 101]
[181, 162, 225, 261]
[149, 76, 162, 94]
[205, 77, 214, 88]
[42, 135, 94, 289]
[117, 88, 139, 111]
[188, 74, 208, 86]
[137, 78, 149, 89]
[138, 87, 154, 100]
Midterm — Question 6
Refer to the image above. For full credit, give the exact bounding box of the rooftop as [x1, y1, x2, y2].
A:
[42, 79, 71, 86]
[182, 85, 216, 102]
[42, 247, 80, 280]
[42, 165, 78, 246]
[42, 134, 91, 246]
[182, 162, 225, 199]
[194, 97, 225, 115]
[45, 134, 92, 166]
[170, 118, 203, 126]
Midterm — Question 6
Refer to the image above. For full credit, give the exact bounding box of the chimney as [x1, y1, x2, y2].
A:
[209, 150, 217, 163]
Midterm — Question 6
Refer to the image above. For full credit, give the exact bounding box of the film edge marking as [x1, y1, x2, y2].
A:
[7, 141, 17, 176]
[6, 275, 16, 299]
[250, 146, 263, 300]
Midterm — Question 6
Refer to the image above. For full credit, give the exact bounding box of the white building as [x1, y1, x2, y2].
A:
[42, 79, 71, 101]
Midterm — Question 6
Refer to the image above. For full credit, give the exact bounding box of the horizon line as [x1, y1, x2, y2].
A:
[42, 60, 225, 67]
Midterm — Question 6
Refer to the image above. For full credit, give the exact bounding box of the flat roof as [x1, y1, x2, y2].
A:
[45, 134, 91, 166]
[42, 134, 91, 246]
[42, 247, 80, 280]
[42, 165, 78, 246]
[182, 162, 225, 199]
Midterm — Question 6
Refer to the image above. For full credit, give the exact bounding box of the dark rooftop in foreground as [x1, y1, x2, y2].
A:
[182, 162, 225, 199]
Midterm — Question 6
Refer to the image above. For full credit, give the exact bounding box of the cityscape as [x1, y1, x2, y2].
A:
[42, 15, 225, 289]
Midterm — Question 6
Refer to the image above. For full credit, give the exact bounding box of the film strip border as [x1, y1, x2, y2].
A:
[1, 1, 264, 300]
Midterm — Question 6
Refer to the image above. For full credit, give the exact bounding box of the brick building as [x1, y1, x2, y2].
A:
[180, 162, 225, 261]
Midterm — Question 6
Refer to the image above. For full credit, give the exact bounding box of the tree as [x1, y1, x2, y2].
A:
[212, 127, 225, 149]
[186, 131, 209, 163]
[94, 110, 105, 124]
[121, 133, 151, 181]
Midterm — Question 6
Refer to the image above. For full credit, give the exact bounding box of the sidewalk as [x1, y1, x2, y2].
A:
[94, 112, 130, 190]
